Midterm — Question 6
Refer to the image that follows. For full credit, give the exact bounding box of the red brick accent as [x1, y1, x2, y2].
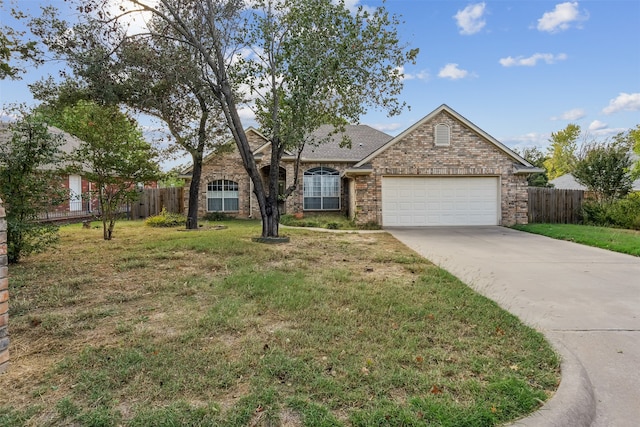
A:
[0, 196, 7, 374]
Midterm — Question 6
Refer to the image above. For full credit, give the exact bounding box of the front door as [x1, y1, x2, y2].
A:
[69, 175, 82, 212]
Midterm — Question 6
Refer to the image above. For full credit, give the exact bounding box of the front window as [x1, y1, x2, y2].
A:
[303, 167, 340, 210]
[207, 180, 239, 211]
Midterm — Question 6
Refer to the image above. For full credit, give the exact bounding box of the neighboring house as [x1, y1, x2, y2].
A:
[550, 154, 640, 191]
[182, 104, 542, 227]
[0, 122, 99, 219]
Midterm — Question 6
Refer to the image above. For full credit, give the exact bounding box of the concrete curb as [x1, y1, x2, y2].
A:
[506, 336, 596, 427]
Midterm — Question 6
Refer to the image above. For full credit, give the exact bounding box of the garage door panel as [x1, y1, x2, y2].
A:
[382, 177, 499, 226]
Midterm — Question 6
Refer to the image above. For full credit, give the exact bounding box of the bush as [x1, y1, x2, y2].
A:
[202, 212, 233, 221]
[279, 213, 354, 229]
[357, 220, 382, 230]
[582, 193, 640, 230]
[145, 208, 187, 227]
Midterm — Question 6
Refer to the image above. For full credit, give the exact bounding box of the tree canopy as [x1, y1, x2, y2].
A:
[44, 100, 160, 240]
[0, 0, 42, 79]
[518, 147, 550, 187]
[0, 109, 64, 263]
[543, 123, 580, 180]
[574, 139, 633, 202]
[34, 0, 418, 238]
[628, 124, 640, 179]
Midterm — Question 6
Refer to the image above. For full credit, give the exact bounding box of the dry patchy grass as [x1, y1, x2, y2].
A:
[1, 220, 559, 426]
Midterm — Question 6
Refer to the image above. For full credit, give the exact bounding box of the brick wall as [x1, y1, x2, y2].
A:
[186, 113, 530, 226]
[0, 197, 8, 373]
[187, 135, 354, 219]
[352, 110, 529, 226]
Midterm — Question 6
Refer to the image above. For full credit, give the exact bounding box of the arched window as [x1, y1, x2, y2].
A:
[207, 180, 239, 212]
[434, 123, 450, 146]
[303, 167, 340, 210]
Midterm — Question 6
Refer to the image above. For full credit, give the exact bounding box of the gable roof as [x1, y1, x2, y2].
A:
[297, 124, 393, 161]
[353, 104, 535, 169]
[0, 121, 85, 171]
[181, 127, 268, 175]
[551, 173, 640, 191]
[550, 152, 640, 191]
[183, 125, 392, 175]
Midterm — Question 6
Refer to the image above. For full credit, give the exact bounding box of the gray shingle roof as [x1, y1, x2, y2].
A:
[0, 122, 86, 171]
[550, 173, 640, 191]
[300, 124, 393, 161]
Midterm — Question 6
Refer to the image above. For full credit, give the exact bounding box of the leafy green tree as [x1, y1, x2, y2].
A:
[47, 100, 160, 240]
[0, 0, 42, 79]
[544, 124, 580, 180]
[518, 147, 551, 187]
[42, 0, 417, 238]
[36, 36, 231, 229]
[626, 124, 640, 179]
[573, 139, 633, 202]
[0, 111, 65, 263]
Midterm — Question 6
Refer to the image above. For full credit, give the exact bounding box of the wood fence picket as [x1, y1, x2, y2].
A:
[528, 187, 585, 224]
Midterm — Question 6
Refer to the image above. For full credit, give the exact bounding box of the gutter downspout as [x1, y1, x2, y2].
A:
[249, 179, 253, 218]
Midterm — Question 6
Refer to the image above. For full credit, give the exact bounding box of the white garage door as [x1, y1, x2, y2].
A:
[382, 177, 499, 226]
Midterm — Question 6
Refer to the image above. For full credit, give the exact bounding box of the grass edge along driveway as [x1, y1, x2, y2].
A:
[1, 220, 559, 427]
[512, 223, 640, 257]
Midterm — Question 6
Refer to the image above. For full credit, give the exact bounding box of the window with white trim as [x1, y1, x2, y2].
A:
[207, 180, 239, 211]
[435, 123, 451, 146]
[303, 167, 340, 210]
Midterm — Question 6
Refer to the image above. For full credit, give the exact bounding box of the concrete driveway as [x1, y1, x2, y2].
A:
[387, 226, 640, 427]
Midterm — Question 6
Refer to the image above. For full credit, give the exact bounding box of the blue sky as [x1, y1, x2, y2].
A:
[357, 0, 640, 151]
[1, 0, 639, 168]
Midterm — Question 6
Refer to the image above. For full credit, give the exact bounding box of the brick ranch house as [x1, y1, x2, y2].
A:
[1, 123, 157, 221]
[181, 104, 542, 227]
[0, 123, 99, 218]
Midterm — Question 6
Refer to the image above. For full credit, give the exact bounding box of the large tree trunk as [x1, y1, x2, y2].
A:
[261, 195, 280, 238]
[186, 152, 202, 230]
[215, 72, 277, 237]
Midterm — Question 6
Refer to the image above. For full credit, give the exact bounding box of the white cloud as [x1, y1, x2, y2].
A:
[602, 92, 640, 114]
[499, 53, 567, 67]
[588, 120, 608, 131]
[370, 123, 403, 134]
[396, 66, 429, 81]
[107, 0, 159, 36]
[341, 0, 376, 14]
[537, 2, 588, 33]
[586, 121, 627, 138]
[454, 2, 487, 35]
[237, 106, 258, 126]
[504, 133, 548, 147]
[551, 108, 586, 121]
[438, 63, 470, 80]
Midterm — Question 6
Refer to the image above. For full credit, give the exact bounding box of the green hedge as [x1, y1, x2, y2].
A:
[582, 193, 640, 230]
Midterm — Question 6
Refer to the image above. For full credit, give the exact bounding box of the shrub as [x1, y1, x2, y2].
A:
[202, 212, 233, 221]
[582, 193, 640, 230]
[145, 208, 187, 227]
[278, 214, 297, 226]
[357, 221, 382, 230]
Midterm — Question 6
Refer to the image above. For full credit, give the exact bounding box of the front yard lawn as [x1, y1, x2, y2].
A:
[512, 223, 640, 257]
[1, 220, 559, 426]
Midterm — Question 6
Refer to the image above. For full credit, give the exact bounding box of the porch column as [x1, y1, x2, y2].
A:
[0, 197, 8, 373]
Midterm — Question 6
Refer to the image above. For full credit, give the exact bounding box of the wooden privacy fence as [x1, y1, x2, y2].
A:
[129, 187, 184, 219]
[528, 188, 585, 224]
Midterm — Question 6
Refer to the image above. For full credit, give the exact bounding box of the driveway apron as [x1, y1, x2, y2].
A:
[387, 226, 640, 427]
